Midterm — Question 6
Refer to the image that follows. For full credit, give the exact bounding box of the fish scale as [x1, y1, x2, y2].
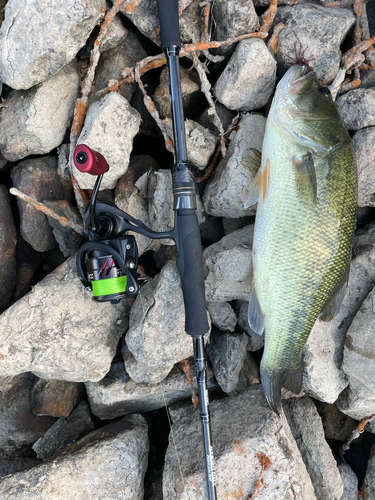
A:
[248, 65, 357, 413]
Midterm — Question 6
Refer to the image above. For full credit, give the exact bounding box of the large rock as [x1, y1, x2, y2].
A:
[336, 88, 375, 131]
[214, 39, 277, 111]
[0, 185, 17, 310]
[353, 126, 375, 207]
[206, 301, 237, 332]
[363, 445, 375, 500]
[0, 414, 149, 500]
[272, 3, 355, 84]
[203, 113, 266, 217]
[11, 156, 73, 253]
[233, 300, 265, 351]
[163, 385, 317, 499]
[0, 62, 79, 161]
[0, 0, 105, 89]
[0, 373, 56, 457]
[31, 378, 85, 417]
[203, 225, 253, 302]
[0, 257, 129, 382]
[73, 92, 141, 190]
[338, 463, 358, 500]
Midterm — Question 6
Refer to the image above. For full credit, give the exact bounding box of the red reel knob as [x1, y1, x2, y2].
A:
[73, 145, 109, 176]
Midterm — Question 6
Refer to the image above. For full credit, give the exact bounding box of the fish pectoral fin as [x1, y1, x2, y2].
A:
[293, 151, 317, 204]
[248, 284, 265, 335]
[244, 150, 267, 208]
[320, 265, 350, 322]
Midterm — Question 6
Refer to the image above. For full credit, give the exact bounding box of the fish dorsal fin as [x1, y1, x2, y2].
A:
[247, 283, 265, 334]
[244, 155, 270, 208]
[320, 265, 350, 322]
[292, 152, 317, 204]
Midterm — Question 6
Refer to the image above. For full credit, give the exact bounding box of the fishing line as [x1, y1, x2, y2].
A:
[138, 288, 190, 499]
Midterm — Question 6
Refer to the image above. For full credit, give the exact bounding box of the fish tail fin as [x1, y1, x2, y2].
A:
[260, 363, 304, 415]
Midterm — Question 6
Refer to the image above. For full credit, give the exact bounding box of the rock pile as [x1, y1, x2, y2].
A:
[0, 0, 375, 499]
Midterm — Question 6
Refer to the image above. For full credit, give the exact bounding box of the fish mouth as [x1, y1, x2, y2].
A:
[274, 65, 315, 106]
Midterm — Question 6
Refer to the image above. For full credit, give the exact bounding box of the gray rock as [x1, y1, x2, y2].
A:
[303, 243, 375, 404]
[0, 373, 56, 457]
[336, 88, 375, 131]
[223, 216, 255, 235]
[31, 378, 85, 417]
[0, 152, 8, 170]
[203, 113, 266, 217]
[73, 92, 141, 190]
[208, 331, 248, 394]
[0, 414, 149, 500]
[99, 8, 128, 54]
[214, 39, 277, 111]
[44, 200, 84, 258]
[353, 126, 375, 207]
[0, 62, 79, 162]
[272, 4, 355, 85]
[233, 300, 264, 351]
[199, 102, 236, 136]
[0, 256, 130, 382]
[13, 231, 42, 301]
[0, 457, 40, 479]
[163, 118, 217, 170]
[86, 359, 217, 419]
[122, 340, 173, 384]
[126, 261, 196, 369]
[206, 301, 237, 332]
[336, 284, 375, 419]
[363, 445, 375, 500]
[32, 401, 95, 460]
[283, 396, 344, 500]
[338, 463, 358, 500]
[0, 0, 105, 90]
[154, 66, 203, 119]
[11, 156, 73, 253]
[0, 185, 16, 310]
[203, 225, 253, 302]
[147, 169, 175, 246]
[315, 402, 357, 442]
[163, 385, 317, 499]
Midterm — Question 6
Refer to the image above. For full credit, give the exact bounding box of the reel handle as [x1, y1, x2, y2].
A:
[74, 145, 109, 176]
[156, 0, 181, 49]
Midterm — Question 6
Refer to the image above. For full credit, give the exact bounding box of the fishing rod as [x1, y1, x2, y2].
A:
[73, 1, 217, 497]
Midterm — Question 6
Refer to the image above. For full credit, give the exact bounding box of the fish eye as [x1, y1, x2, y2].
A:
[319, 87, 331, 97]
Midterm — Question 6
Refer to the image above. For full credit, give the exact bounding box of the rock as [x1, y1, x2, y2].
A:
[163, 118, 217, 170]
[0, 62, 80, 162]
[99, 8, 128, 54]
[0, 151, 8, 170]
[198, 102, 236, 136]
[13, 231, 42, 301]
[154, 66, 204, 119]
[283, 396, 344, 500]
[208, 331, 248, 394]
[0, 414, 149, 500]
[31, 378, 85, 417]
[336, 88, 375, 131]
[91, 30, 147, 103]
[353, 126, 375, 207]
[338, 463, 358, 500]
[223, 216, 255, 235]
[363, 445, 375, 500]
[233, 300, 264, 351]
[147, 169, 175, 246]
[85, 359, 217, 419]
[44, 200, 84, 258]
[0, 185, 17, 310]
[203, 113, 266, 217]
[122, 340, 173, 384]
[336, 284, 375, 419]
[0, 457, 40, 479]
[32, 401, 96, 460]
[203, 225, 253, 302]
[73, 92, 141, 190]
[0, 0, 105, 90]
[0, 256, 130, 382]
[303, 243, 375, 404]
[115, 158, 161, 256]
[272, 4, 355, 85]
[153, 244, 179, 271]
[126, 261, 196, 369]
[199, 215, 225, 247]
[11, 156, 73, 253]
[0, 373, 56, 457]
[214, 39, 277, 111]
[206, 301, 237, 332]
[314, 402, 357, 442]
[163, 385, 317, 499]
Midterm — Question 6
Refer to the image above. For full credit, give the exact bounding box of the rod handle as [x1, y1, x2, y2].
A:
[176, 210, 209, 336]
[156, 0, 181, 49]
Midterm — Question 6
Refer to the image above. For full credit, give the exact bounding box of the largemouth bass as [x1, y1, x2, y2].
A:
[245, 65, 357, 414]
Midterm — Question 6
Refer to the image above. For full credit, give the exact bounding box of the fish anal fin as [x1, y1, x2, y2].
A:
[248, 283, 265, 335]
[320, 265, 350, 322]
[260, 365, 282, 415]
[293, 151, 317, 203]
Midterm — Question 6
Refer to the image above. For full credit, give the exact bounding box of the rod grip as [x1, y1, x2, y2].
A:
[156, 0, 181, 49]
[176, 210, 209, 337]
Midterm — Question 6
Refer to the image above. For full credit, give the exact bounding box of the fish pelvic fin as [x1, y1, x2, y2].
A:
[320, 264, 350, 322]
[248, 283, 265, 335]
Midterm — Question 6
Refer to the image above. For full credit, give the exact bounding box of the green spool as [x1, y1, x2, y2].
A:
[92, 276, 127, 297]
